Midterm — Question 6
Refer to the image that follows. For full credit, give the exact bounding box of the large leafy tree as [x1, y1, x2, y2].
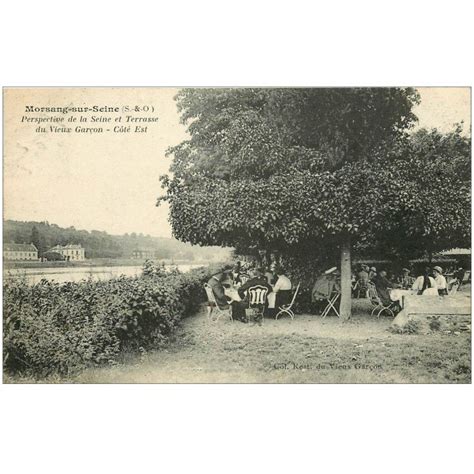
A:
[159, 88, 470, 319]
[365, 125, 471, 261]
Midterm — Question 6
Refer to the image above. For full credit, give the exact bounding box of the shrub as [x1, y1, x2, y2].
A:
[43, 251, 64, 261]
[429, 316, 441, 332]
[389, 319, 420, 335]
[3, 263, 225, 377]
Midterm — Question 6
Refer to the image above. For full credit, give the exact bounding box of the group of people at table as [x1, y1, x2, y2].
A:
[207, 261, 462, 322]
[207, 263, 293, 324]
[355, 264, 455, 312]
[310, 264, 459, 315]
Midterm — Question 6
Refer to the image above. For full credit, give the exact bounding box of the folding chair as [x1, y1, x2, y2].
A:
[367, 283, 397, 318]
[246, 285, 269, 325]
[321, 292, 341, 318]
[461, 271, 471, 287]
[275, 283, 300, 320]
[204, 284, 232, 322]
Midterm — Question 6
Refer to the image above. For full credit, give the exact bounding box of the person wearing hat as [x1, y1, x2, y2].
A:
[311, 267, 341, 312]
[454, 267, 466, 287]
[207, 272, 233, 310]
[357, 265, 369, 283]
[433, 266, 447, 296]
[398, 267, 415, 289]
[373, 269, 396, 306]
[355, 265, 369, 298]
[368, 266, 377, 282]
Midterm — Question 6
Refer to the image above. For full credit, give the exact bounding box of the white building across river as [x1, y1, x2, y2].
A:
[48, 244, 85, 261]
[3, 243, 39, 261]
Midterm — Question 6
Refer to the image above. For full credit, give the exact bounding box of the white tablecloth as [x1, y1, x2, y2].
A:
[224, 287, 241, 302]
[390, 289, 415, 306]
[267, 292, 276, 309]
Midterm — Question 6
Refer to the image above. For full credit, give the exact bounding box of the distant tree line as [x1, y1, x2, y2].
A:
[3, 220, 230, 261]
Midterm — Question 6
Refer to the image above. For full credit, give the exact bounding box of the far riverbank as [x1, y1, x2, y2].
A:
[3, 257, 215, 270]
[3, 262, 215, 285]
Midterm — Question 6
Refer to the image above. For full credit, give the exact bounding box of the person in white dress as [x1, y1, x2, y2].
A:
[267, 267, 292, 316]
[433, 266, 447, 295]
[411, 267, 438, 295]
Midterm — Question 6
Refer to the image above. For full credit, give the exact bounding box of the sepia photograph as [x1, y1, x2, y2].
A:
[2, 3, 474, 474]
[2, 87, 471, 384]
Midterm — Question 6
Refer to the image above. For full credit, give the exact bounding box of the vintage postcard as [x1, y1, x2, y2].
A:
[2, 87, 471, 383]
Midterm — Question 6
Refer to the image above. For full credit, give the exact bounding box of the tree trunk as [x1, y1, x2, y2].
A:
[340, 236, 352, 320]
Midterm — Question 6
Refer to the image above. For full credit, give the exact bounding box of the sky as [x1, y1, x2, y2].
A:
[3, 87, 471, 238]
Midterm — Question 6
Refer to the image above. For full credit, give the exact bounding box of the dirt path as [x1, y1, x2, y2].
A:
[74, 299, 471, 384]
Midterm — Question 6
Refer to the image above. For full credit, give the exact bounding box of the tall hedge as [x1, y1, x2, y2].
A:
[3, 263, 223, 377]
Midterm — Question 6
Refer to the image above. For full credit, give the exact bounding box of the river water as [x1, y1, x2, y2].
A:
[3, 264, 206, 285]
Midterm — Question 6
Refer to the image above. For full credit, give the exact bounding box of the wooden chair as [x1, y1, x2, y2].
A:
[367, 283, 397, 318]
[275, 283, 300, 320]
[204, 284, 232, 322]
[246, 285, 269, 324]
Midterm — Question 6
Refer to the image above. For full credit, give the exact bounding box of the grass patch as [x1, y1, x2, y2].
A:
[6, 296, 471, 384]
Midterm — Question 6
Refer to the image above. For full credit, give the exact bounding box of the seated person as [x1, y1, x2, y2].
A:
[266, 266, 292, 317]
[311, 267, 340, 313]
[398, 267, 415, 289]
[273, 266, 292, 306]
[231, 267, 273, 323]
[368, 267, 377, 282]
[411, 267, 438, 295]
[433, 266, 447, 296]
[372, 269, 395, 306]
[264, 265, 277, 286]
[207, 272, 232, 309]
[453, 266, 468, 289]
[237, 263, 251, 285]
[355, 264, 369, 297]
[357, 265, 369, 284]
[231, 262, 243, 286]
[454, 267, 465, 285]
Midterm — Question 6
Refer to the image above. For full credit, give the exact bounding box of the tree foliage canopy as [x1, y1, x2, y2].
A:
[160, 88, 470, 262]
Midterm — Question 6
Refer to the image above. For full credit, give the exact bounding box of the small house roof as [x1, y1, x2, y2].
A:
[4, 243, 38, 252]
[48, 244, 84, 251]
